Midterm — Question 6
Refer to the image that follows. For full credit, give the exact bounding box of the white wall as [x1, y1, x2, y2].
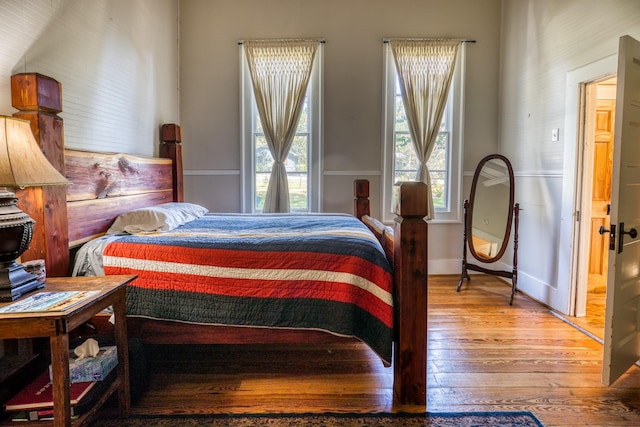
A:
[499, 0, 640, 312]
[179, 0, 503, 273]
[0, 0, 179, 156]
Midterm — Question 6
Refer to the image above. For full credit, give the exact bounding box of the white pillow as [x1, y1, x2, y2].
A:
[106, 202, 209, 234]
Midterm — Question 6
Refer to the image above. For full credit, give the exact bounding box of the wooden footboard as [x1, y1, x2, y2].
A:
[355, 180, 428, 405]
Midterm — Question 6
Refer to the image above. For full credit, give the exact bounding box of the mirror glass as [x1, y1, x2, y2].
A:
[467, 154, 514, 263]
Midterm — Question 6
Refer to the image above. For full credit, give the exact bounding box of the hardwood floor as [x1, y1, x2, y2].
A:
[116, 275, 640, 427]
[555, 287, 606, 342]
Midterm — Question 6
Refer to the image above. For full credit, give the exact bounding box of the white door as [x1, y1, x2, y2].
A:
[602, 35, 640, 385]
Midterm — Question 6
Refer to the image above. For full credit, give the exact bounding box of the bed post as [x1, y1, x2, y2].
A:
[10, 73, 70, 277]
[160, 123, 184, 202]
[354, 179, 370, 219]
[393, 182, 428, 405]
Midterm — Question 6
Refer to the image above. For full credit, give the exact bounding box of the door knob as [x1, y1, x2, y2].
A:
[599, 226, 610, 235]
[621, 226, 638, 239]
[618, 222, 638, 253]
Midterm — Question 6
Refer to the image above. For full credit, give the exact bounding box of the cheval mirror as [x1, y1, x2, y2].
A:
[457, 154, 520, 304]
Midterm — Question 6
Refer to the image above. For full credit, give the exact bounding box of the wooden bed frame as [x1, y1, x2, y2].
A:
[11, 73, 428, 406]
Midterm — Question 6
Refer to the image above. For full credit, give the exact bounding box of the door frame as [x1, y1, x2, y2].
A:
[573, 78, 616, 317]
[574, 80, 596, 317]
[558, 54, 617, 316]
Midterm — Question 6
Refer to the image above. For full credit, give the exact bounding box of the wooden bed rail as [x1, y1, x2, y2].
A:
[354, 179, 394, 261]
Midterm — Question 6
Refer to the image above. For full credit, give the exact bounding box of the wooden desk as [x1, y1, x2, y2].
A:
[0, 275, 136, 427]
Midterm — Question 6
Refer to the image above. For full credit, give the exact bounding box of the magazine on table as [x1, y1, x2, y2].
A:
[0, 290, 101, 313]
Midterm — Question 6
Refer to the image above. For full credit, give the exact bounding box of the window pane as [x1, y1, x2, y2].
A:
[395, 97, 410, 132]
[427, 133, 448, 173]
[288, 173, 308, 212]
[254, 133, 270, 211]
[255, 135, 272, 172]
[253, 104, 310, 212]
[288, 134, 309, 212]
[296, 102, 308, 133]
[255, 172, 269, 211]
[394, 132, 418, 183]
[428, 133, 449, 208]
[430, 169, 446, 207]
[393, 98, 449, 209]
[288, 135, 308, 173]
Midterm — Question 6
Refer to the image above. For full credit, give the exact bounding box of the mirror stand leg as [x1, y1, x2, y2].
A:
[458, 199, 470, 292]
[456, 274, 468, 291]
[509, 203, 520, 305]
[457, 263, 470, 291]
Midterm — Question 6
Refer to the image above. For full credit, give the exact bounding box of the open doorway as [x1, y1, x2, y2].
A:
[572, 75, 617, 341]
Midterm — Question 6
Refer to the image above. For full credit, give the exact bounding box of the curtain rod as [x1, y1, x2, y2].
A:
[383, 39, 476, 44]
[238, 39, 325, 45]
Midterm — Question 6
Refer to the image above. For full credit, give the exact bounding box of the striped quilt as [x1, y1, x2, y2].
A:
[99, 213, 394, 365]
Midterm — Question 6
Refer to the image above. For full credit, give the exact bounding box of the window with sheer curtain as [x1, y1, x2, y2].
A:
[240, 39, 323, 213]
[382, 39, 465, 223]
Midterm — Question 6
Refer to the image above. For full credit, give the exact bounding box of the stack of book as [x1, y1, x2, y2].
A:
[3, 370, 109, 421]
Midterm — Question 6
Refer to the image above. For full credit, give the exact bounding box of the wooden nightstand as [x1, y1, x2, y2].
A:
[0, 275, 136, 427]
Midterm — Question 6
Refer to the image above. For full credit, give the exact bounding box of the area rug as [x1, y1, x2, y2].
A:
[91, 411, 544, 426]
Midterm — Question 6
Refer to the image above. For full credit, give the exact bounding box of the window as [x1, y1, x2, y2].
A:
[253, 99, 311, 212]
[392, 76, 452, 209]
[382, 43, 465, 223]
[241, 42, 323, 213]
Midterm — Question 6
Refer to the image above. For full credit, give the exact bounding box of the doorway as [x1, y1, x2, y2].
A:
[573, 76, 617, 341]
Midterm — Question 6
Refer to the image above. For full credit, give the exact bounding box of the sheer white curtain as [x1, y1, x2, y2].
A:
[244, 39, 318, 213]
[390, 39, 460, 220]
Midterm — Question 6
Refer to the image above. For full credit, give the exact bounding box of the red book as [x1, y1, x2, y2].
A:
[4, 371, 96, 411]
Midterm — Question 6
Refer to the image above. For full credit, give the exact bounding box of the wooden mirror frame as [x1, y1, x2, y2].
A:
[467, 154, 515, 263]
[457, 154, 520, 304]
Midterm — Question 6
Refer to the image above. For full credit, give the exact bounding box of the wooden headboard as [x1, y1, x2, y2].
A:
[64, 148, 177, 247]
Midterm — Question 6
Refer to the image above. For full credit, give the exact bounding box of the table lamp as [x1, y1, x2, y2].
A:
[0, 116, 70, 300]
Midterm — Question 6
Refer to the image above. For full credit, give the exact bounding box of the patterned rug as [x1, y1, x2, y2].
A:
[91, 411, 544, 426]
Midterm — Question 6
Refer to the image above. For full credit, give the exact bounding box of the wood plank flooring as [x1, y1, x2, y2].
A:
[558, 286, 606, 342]
[111, 275, 640, 427]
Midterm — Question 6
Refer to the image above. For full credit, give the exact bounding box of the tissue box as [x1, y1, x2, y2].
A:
[49, 346, 118, 383]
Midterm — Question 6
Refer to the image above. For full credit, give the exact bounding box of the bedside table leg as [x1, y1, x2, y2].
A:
[113, 293, 131, 415]
[50, 332, 72, 427]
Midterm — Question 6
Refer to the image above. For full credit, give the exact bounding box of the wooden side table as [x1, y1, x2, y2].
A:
[0, 275, 136, 427]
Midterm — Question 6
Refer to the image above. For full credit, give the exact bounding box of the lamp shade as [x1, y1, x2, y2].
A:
[0, 116, 70, 187]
